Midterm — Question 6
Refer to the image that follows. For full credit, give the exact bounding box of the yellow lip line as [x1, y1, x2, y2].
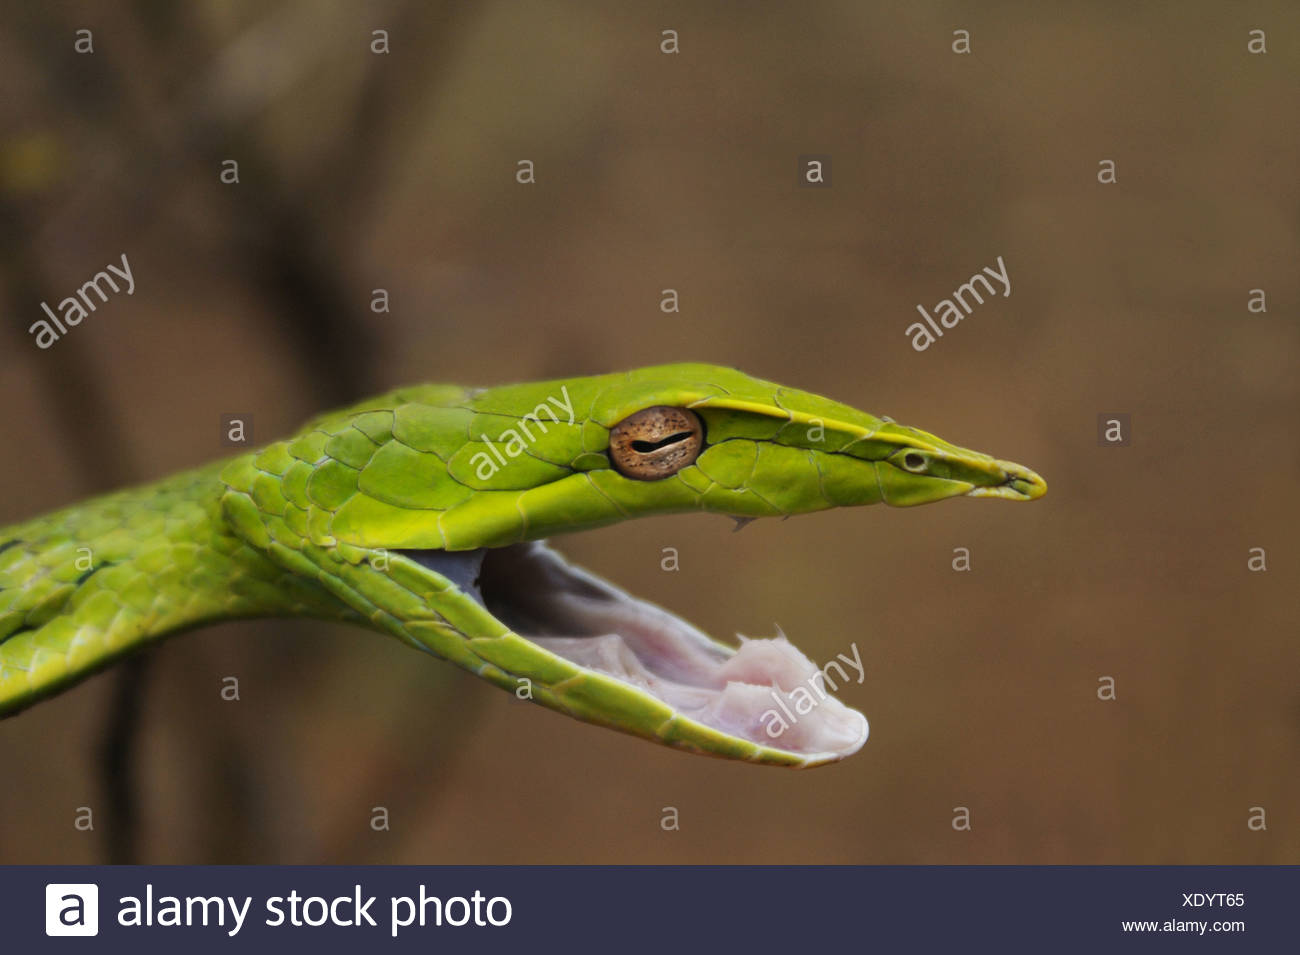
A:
[689, 396, 892, 443]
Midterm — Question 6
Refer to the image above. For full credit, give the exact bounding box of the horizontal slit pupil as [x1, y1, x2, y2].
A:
[632, 431, 692, 453]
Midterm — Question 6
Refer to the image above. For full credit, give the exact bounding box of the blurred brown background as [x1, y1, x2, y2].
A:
[0, 2, 1296, 864]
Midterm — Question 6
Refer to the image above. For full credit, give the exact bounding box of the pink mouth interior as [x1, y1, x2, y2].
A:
[477, 542, 868, 759]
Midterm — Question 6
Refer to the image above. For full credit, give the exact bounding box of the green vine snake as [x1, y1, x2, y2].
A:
[0, 363, 1045, 767]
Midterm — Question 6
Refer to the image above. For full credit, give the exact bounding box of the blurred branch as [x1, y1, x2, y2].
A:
[8, 0, 484, 863]
[0, 194, 148, 863]
[318, 1, 476, 224]
[97, 656, 151, 864]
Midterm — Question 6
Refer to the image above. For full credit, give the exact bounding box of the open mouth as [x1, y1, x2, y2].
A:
[403, 542, 869, 764]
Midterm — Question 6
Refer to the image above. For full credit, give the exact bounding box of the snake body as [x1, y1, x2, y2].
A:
[0, 364, 1045, 766]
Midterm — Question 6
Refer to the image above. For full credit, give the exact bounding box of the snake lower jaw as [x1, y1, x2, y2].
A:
[405, 541, 868, 766]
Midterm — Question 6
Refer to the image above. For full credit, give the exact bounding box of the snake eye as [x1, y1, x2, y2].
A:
[902, 452, 927, 473]
[609, 407, 704, 480]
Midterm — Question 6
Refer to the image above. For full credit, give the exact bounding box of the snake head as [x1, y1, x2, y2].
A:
[224, 363, 1045, 767]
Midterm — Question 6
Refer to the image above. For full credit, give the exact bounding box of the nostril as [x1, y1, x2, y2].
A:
[903, 452, 926, 471]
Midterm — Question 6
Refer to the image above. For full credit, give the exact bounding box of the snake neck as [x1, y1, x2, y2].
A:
[0, 458, 339, 717]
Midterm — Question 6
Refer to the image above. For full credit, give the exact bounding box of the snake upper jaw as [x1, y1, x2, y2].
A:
[402, 542, 869, 766]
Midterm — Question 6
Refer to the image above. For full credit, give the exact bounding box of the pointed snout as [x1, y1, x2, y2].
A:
[965, 458, 1048, 501]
